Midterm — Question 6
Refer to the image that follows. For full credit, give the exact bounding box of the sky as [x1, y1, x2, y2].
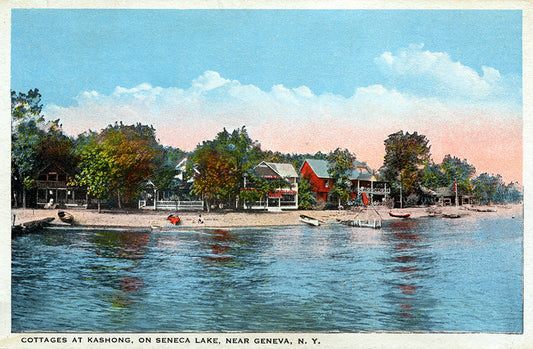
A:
[11, 9, 523, 182]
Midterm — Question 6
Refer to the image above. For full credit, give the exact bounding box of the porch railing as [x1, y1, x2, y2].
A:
[358, 187, 391, 195]
[139, 200, 204, 211]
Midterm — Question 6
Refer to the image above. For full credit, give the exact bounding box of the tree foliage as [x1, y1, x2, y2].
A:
[381, 131, 431, 205]
[327, 148, 356, 206]
[11, 89, 47, 207]
[70, 135, 112, 212]
[188, 127, 263, 209]
[441, 155, 476, 194]
[298, 177, 316, 209]
[99, 123, 159, 205]
[71, 123, 160, 210]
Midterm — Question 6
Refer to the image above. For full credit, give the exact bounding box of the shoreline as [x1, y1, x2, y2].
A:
[11, 203, 523, 230]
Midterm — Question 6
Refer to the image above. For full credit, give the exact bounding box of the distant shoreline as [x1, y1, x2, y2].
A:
[11, 203, 522, 231]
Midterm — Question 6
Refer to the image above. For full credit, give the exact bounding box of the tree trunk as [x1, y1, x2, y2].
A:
[117, 192, 122, 209]
[97, 199, 101, 213]
[23, 189, 27, 209]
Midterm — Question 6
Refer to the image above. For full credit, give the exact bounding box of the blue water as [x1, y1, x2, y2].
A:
[12, 215, 522, 332]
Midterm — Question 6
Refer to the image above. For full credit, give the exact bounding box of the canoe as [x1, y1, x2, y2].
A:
[299, 214, 320, 226]
[167, 215, 181, 225]
[58, 211, 74, 224]
[389, 212, 411, 219]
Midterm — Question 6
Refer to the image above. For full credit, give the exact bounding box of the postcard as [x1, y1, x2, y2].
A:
[1, 1, 530, 348]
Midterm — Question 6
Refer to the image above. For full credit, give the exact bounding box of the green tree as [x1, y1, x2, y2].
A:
[99, 122, 160, 207]
[441, 155, 476, 195]
[188, 127, 263, 209]
[420, 160, 446, 190]
[381, 131, 431, 208]
[70, 134, 113, 213]
[327, 148, 356, 208]
[189, 145, 238, 212]
[151, 146, 186, 198]
[297, 177, 316, 209]
[11, 89, 46, 208]
[471, 173, 503, 204]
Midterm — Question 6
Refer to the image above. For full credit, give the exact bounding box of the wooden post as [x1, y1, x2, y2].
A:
[455, 180, 458, 208]
[371, 179, 374, 205]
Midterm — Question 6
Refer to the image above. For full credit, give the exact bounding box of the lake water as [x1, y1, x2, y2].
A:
[12, 215, 522, 333]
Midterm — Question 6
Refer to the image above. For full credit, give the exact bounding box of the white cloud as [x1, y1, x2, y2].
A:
[44, 49, 522, 181]
[375, 43, 520, 102]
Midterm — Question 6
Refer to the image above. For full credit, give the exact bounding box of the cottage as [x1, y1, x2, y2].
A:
[35, 163, 87, 208]
[299, 159, 390, 206]
[138, 156, 203, 210]
[434, 187, 472, 206]
[242, 161, 298, 211]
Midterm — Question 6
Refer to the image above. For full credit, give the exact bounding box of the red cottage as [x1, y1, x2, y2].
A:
[299, 159, 390, 205]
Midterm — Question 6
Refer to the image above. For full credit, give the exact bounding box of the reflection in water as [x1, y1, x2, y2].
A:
[382, 219, 440, 329]
[88, 231, 149, 309]
[12, 216, 523, 332]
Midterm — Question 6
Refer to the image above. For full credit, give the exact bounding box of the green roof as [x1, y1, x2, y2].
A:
[303, 159, 375, 180]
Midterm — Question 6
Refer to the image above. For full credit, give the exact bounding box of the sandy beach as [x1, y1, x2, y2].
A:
[11, 203, 522, 230]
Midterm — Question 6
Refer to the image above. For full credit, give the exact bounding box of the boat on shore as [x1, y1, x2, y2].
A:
[12, 217, 55, 237]
[443, 213, 461, 219]
[58, 211, 74, 224]
[299, 214, 321, 226]
[167, 214, 181, 225]
[389, 212, 411, 219]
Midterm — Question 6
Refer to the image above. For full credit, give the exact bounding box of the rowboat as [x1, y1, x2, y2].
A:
[167, 215, 181, 225]
[389, 212, 411, 219]
[443, 213, 461, 219]
[58, 211, 74, 224]
[299, 214, 321, 226]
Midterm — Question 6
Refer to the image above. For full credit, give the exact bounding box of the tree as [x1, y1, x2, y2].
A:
[99, 123, 160, 207]
[420, 160, 446, 190]
[381, 131, 431, 208]
[189, 145, 238, 212]
[188, 127, 263, 209]
[327, 148, 356, 208]
[471, 173, 503, 204]
[70, 134, 112, 213]
[441, 155, 476, 194]
[11, 89, 46, 208]
[297, 177, 316, 209]
[151, 146, 186, 199]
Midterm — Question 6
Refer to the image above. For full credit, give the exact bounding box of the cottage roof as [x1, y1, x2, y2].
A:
[262, 162, 298, 178]
[304, 159, 330, 178]
[435, 187, 454, 197]
[303, 159, 375, 181]
[36, 162, 69, 176]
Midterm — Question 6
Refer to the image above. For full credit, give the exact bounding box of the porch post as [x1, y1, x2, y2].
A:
[371, 180, 374, 205]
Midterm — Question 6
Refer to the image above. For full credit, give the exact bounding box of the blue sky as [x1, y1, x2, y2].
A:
[11, 9, 523, 181]
[12, 9, 521, 106]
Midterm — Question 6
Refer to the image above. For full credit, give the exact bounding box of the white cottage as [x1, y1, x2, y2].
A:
[242, 161, 298, 211]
